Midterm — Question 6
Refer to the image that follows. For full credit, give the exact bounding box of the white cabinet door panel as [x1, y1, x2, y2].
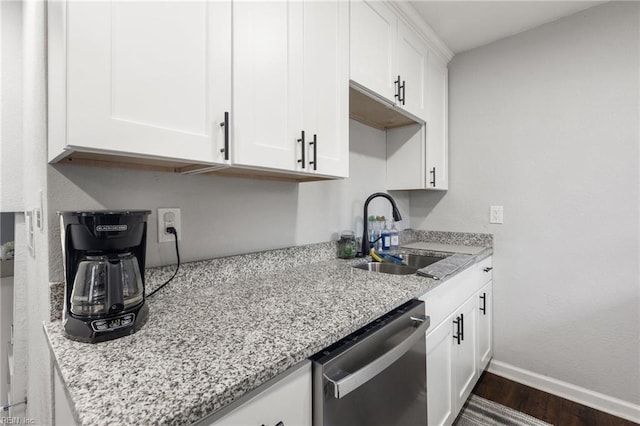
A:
[477, 281, 493, 371]
[426, 50, 449, 190]
[396, 21, 427, 120]
[350, 0, 397, 102]
[303, 0, 349, 177]
[65, 1, 229, 163]
[454, 296, 478, 413]
[232, 1, 302, 171]
[426, 318, 455, 426]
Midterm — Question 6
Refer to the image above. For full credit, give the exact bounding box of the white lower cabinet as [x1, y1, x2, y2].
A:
[426, 315, 455, 426]
[207, 361, 312, 426]
[452, 295, 479, 413]
[422, 256, 493, 426]
[477, 280, 494, 371]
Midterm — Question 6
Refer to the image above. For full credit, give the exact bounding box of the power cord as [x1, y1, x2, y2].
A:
[1, 398, 27, 412]
[147, 226, 180, 298]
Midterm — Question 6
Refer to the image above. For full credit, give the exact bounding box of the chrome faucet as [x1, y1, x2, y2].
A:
[360, 192, 402, 256]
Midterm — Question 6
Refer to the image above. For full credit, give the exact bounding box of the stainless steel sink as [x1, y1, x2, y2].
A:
[399, 254, 443, 269]
[352, 262, 418, 275]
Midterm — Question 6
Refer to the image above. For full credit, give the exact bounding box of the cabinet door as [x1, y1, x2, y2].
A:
[396, 21, 427, 121]
[426, 317, 455, 426]
[426, 50, 449, 190]
[453, 296, 478, 413]
[477, 281, 493, 371]
[350, 0, 397, 102]
[302, 0, 349, 178]
[232, 1, 303, 172]
[61, 1, 230, 164]
[386, 124, 425, 190]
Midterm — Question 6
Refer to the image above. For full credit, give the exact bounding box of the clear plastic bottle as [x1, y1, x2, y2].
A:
[389, 220, 399, 255]
[368, 216, 377, 252]
[381, 220, 391, 253]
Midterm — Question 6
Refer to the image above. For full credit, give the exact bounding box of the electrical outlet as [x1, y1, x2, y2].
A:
[490, 206, 504, 224]
[157, 208, 182, 243]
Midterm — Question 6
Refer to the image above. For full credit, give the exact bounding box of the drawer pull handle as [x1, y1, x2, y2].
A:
[219, 111, 229, 160]
[480, 292, 487, 315]
[297, 130, 306, 169]
[453, 315, 461, 345]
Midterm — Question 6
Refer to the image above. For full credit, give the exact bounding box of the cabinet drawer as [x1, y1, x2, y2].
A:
[420, 266, 475, 329]
[420, 256, 493, 330]
[205, 361, 312, 426]
[476, 256, 493, 284]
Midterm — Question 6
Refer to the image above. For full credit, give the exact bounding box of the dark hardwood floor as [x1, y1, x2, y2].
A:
[472, 372, 639, 426]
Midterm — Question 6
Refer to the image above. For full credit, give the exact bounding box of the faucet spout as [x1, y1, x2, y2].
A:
[360, 192, 402, 256]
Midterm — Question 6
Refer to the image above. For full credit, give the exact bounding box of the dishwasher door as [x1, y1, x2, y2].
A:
[311, 299, 429, 426]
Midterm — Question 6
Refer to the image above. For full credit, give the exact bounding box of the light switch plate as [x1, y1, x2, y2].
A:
[490, 205, 504, 224]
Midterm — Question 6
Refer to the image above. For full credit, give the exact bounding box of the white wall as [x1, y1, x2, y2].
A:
[47, 120, 409, 279]
[0, 0, 24, 213]
[411, 1, 639, 412]
[20, 1, 52, 423]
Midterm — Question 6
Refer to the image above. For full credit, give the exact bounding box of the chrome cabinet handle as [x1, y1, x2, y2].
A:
[324, 315, 430, 399]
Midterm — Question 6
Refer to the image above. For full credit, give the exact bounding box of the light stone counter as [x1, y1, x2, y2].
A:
[44, 231, 492, 426]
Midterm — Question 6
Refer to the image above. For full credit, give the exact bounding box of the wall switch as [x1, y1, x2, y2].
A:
[490, 206, 504, 224]
[157, 208, 182, 243]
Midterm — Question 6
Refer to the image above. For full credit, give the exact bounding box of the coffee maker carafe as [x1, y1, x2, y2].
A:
[60, 210, 151, 343]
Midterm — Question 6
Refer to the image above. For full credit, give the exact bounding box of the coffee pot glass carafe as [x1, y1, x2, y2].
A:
[71, 252, 144, 317]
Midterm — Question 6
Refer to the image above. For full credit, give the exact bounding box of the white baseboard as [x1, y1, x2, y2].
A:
[487, 360, 640, 423]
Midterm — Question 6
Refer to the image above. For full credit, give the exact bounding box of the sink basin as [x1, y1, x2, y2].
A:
[399, 254, 443, 269]
[352, 262, 418, 275]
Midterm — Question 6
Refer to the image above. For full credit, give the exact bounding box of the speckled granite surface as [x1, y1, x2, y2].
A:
[45, 231, 492, 426]
[413, 230, 493, 247]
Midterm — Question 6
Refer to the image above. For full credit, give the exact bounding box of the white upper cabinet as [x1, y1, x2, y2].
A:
[426, 50, 449, 190]
[233, 0, 348, 178]
[386, 47, 448, 191]
[350, 0, 397, 102]
[49, 1, 231, 164]
[350, 0, 428, 122]
[302, 1, 349, 177]
[50, 0, 347, 180]
[396, 20, 428, 120]
[232, 1, 302, 172]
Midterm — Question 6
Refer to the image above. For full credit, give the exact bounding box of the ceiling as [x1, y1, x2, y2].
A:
[409, 1, 609, 54]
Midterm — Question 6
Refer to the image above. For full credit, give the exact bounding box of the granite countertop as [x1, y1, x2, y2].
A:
[45, 230, 492, 426]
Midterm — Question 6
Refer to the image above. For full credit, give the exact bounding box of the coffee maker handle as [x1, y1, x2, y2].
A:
[106, 260, 125, 313]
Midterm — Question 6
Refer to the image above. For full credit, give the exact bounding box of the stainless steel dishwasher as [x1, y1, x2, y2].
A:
[310, 299, 430, 426]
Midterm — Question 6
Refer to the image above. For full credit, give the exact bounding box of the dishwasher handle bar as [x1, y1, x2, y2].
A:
[324, 314, 430, 399]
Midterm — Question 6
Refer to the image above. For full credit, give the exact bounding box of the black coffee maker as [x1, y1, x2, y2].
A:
[60, 210, 151, 343]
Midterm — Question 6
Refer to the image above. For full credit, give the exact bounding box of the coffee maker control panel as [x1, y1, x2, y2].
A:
[91, 313, 136, 332]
